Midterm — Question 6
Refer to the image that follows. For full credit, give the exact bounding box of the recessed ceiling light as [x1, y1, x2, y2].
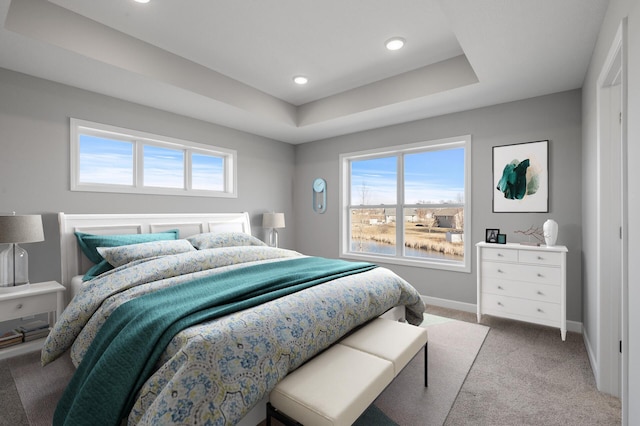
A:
[134, 0, 150, 3]
[293, 76, 308, 85]
[385, 37, 405, 51]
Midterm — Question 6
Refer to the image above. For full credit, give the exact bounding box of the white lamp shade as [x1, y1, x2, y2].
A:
[0, 215, 44, 243]
[262, 213, 285, 229]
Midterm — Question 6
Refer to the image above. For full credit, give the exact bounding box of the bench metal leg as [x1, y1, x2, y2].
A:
[424, 342, 428, 387]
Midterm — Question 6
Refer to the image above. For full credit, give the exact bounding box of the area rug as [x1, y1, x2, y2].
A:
[354, 313, 489, 426]
[3, 313, 488, 426]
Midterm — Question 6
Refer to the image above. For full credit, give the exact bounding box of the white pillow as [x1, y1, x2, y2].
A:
[97, 239, 196, 267]
[186, 232, 266, 249]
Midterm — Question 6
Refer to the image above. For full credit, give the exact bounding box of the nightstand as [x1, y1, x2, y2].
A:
[0, 281, 65, 360]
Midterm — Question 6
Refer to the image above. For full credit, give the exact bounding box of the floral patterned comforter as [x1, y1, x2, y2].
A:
[43, 245, 425, 425]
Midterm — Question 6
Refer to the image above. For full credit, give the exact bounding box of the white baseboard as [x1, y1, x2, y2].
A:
[583, 326, 600, 386]
[423, 295, 583, 334]
[422, 295, 476, 314]
[567, 320, 583, 334]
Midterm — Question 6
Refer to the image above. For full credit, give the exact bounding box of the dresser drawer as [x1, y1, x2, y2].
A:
[481, 261, 520, 279]
[517, 264, 562, 285]
[0, 292, 58, 321]
[481, 262, 561, 286]
[481, 279, 561, 303]
[518, 250, 563, 266]
[481, 293, 561, 324]
[482, 247, 518, 262]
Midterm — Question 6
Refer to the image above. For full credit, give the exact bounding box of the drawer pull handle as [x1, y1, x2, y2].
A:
[497, 253, 503, 257]
[538, 256, 544, 260]
[497, 269, 504, 273]
[537, 291, 544, 295]
[16, 303, 23, 309]
[537, 273, 543, 277]
[497, 302, 503, 306]
[497, 286, 504, 290]
[537, 308, 543, 313]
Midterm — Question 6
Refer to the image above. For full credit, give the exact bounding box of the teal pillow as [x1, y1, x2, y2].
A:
[75, 230, 179, 280]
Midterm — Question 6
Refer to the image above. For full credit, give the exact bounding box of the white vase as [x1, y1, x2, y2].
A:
[543, 219, 558, 246]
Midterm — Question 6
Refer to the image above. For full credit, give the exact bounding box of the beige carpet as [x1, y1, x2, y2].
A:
[440, 309, 622, 426]
[0, 356, 29, 426]
[5, 349, 75, 426]
[3, 314, 489, 426]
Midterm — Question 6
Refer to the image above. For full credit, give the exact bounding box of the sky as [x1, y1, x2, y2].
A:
[79, 135, 224, 190]
[351, 147, 465, 205]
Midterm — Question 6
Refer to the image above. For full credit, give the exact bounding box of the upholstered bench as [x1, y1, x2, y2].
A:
[340, 318, 429, 384]
[267, 318, 428, 426]
[268, 344, 394, 426]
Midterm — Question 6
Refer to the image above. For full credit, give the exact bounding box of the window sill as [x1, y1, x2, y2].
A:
[340, 252, 471, 273]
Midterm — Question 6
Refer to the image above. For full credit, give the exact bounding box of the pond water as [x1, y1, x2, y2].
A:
[350, 241, 462, 261]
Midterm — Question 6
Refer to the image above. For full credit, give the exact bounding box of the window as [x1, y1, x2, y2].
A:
[339, 136, 471, 272]
[71, 119, 236, 197]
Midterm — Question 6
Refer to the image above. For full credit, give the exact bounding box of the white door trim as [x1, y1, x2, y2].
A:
[595, 19, 628, 407]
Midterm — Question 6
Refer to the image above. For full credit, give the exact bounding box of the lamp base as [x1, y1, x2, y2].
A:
[268, 229, 279, 248]
[0, 243, 30, 288]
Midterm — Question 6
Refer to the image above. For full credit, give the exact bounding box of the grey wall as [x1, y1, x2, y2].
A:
[0, 68, 296, 285]
[294, 90, 583, 321]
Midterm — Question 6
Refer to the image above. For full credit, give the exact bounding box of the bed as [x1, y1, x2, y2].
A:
[44, 212, 425, 426]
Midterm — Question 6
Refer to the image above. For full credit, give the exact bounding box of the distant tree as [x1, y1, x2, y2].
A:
[454, 209, 464, 229]
[415, 201, 428, 221]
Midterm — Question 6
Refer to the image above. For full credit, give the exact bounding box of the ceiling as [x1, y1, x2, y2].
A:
[0, 0, 609, 144]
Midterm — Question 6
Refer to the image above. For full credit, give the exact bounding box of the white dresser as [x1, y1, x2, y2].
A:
[476, 242, 568, 340]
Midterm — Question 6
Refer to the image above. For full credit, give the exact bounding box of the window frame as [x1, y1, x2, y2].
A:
[70, 118, 237, 198]
[339, 135, 471, 272]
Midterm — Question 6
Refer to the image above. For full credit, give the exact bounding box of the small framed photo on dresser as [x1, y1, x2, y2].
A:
[497, 234, 507, 244]
[485, 229, 500, 243]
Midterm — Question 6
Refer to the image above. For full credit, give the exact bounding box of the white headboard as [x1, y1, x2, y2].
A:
[58, 212, 252, 292]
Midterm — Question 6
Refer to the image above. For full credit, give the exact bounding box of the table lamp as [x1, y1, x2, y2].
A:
[0, 214, 45, 289]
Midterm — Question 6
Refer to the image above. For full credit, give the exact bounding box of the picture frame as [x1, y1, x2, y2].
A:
[497, 233, 507, 244]
[493, 140, 549, 213]
[485, 228, 500, 243]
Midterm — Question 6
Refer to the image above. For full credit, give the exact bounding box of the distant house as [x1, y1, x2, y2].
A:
[383, 208, 396, 223]
[446, 232, 464, 243]
[434, 209, 463, 229]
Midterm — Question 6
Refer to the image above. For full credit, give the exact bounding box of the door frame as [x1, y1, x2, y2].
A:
[595, 19, 628, 407]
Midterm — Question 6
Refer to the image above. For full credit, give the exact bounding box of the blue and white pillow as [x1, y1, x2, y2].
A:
[186, 232, 266, 250]
[97, 239, 196, 268]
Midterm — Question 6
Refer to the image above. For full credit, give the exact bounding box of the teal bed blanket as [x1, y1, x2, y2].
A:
[53, 256, 377, 426]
